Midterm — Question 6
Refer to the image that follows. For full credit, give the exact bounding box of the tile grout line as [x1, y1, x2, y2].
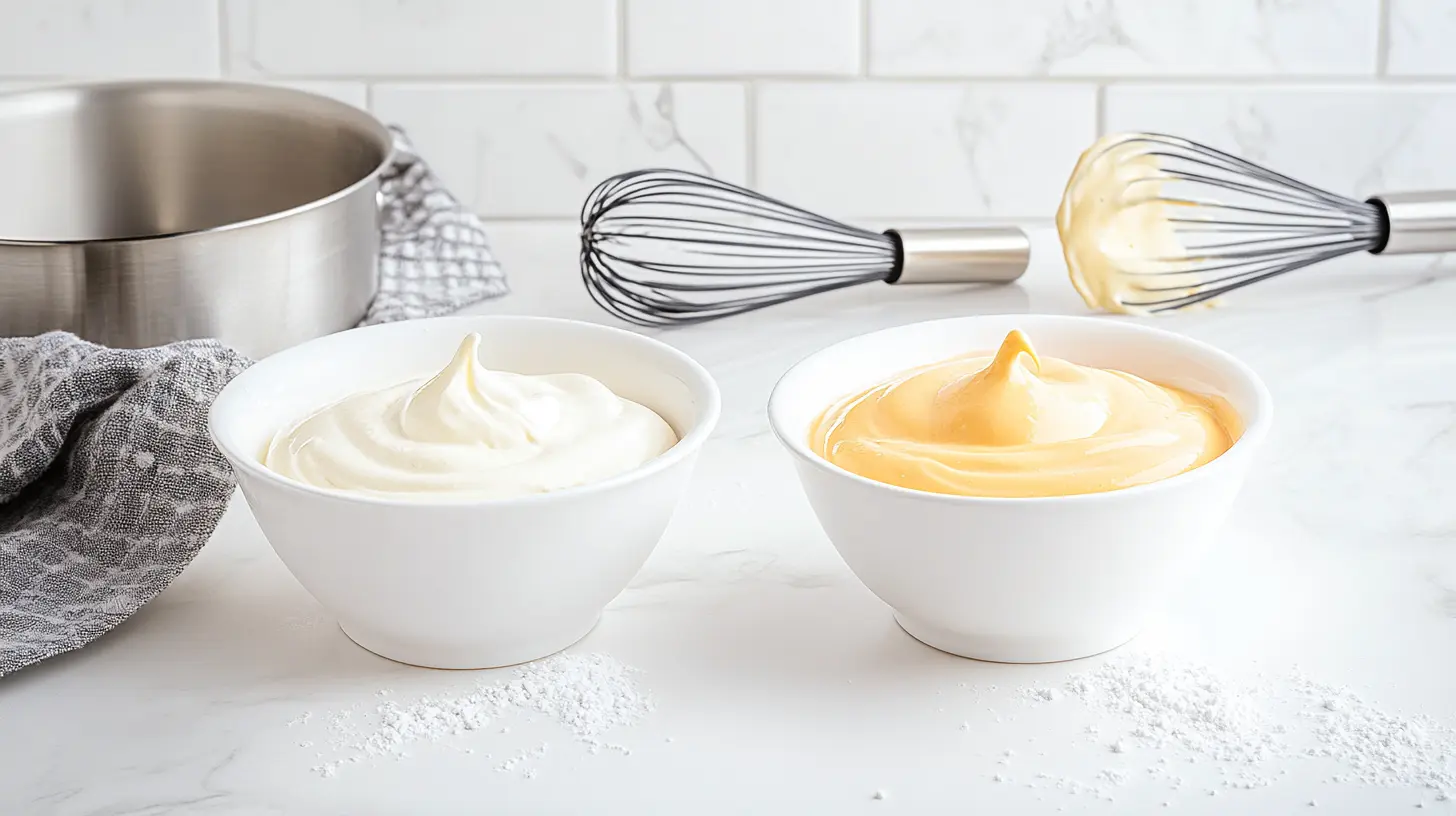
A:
[859, 0, 871, 77]
[163, 73, 1456, 87]
[1376, 0, 1392, 77]
[10, 72, 1456, 89]
[616, 0, 629, 79]
[216, 0, 230, 76]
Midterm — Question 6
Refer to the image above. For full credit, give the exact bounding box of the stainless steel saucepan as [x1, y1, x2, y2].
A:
[0, 80, 394, 358]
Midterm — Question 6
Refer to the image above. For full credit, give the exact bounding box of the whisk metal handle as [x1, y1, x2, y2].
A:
[887, 227, 1030, 285]
[1369, 191, 1456, 255]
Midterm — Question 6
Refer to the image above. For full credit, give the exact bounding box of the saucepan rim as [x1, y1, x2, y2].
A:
[0, 79, 394, 247]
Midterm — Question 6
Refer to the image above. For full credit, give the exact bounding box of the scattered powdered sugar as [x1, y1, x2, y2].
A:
[1062, 653, 1283, 765]
[503, 653, 654, 747]
[498, 742, 551, 774]
[1022, 685, 1063, 704]
[1288, 672, 1456, 797]
[1096, 768, 1129, 786]
[1008, 652, 1456, 805]
[300, 653, 652, 778]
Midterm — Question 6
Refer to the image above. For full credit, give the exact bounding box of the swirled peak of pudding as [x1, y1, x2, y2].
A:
[810, 330, 1238, 498]
[265, 333, 678, 499]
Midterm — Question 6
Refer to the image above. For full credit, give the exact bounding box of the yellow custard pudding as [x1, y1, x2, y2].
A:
[810, 330, 1239, 498]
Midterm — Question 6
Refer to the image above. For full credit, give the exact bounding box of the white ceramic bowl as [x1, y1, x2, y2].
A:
[209, 315, 720, 669]
[768, 315, 1272, 663]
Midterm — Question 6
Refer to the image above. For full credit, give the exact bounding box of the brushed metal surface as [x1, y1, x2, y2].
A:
[0, 80, 393, 358]
[1370, 190, 1456, 256]
[888, 227, 1030, 285]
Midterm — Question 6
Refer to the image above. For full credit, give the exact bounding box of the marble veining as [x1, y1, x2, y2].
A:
[951, 90, 1005, 211]
[1105, 86, 1456, 200]
[869, 0, 1378, 77]
[369, 83, 747, 217]
[755, 83, 1095, 219]
[625, 86, 714, 177]
[1035, 1, 1142, 74]
[1389, 0, 1456, 75]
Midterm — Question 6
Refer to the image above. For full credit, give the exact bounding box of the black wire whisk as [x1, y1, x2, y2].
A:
[1057, 132, 1456, 313]
[580, 169, 1030, 326]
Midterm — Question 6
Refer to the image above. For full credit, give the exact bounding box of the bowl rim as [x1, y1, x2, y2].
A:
[209, 314, 722, 508]
[766, 313, 1273, 506]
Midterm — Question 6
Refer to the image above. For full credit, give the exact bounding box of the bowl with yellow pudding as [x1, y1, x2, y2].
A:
[767, 315, 1270, 663]
[208, 315, 720, 669]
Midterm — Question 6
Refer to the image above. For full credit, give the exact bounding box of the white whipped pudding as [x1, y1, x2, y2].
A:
[264, 333, 678, 499]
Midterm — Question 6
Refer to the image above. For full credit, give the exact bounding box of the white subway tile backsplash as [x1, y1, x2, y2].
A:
[756, 83, 1095, 220]
[869, 0, 1379, 77]
[371, 83, 747, 218]
[0, 1, 1450, 231]
[1388, 0, 1456, 75]
[0, 0, 219, 78]
[627, 0, 859, 76]
[473, 221, 608, 322]
[227, 0, 615, 77]
[1104, 85, 1456, 197]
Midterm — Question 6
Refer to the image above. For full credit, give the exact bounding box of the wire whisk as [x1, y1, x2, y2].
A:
[1057, 132, 1456, 313]
[580, 169, 1029, 326]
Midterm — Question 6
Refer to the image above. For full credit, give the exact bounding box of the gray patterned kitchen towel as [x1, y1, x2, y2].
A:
[0, 127, 508, 677]
[365, 126, 509, 324]
[0, 334, 249, 676]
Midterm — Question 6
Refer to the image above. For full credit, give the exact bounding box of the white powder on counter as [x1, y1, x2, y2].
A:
[1097, 769, 1129, 786]
[1288, 672, 1456, 797]
[1063, 653, 1283, 765]
[301, 653, 652, 778]
[1007, 652, 1456, 805]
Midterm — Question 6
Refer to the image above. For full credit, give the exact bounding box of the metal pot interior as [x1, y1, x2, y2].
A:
[0, 81, 392, 243]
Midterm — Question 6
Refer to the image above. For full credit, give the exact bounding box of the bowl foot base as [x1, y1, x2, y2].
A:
[893, 611, 1138, 664]
[339, 615, 602, 670]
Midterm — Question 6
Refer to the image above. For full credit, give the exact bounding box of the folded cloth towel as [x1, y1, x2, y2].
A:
[0, 335, 248, 676]
[366, 126, 509, 324]
[0, 127, 507, 677]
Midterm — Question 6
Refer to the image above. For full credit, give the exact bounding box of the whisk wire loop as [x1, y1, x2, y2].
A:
[1092, 133, 1385, 311]
[581, 168, 897, 325]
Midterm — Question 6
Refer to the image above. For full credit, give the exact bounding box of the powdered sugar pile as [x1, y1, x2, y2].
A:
[1009, 652, 1456, 805]
[499, 652, 654, 747]
[1062, 653, 1283, 765]
[302, 653, 652, 778]
[1288, 672, 1456, 797]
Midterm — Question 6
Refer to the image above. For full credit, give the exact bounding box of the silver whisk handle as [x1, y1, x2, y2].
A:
[888, 227, 1030, 285]
[1370, 191, 1456, 255]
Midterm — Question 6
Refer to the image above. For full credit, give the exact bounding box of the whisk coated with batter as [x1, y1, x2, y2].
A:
[1057, 132, 1456, 313]
[580, 169, 1030, 326]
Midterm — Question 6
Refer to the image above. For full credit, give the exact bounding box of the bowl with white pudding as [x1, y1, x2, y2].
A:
[768, 315, 1271, 663]
[209, 315, 720, 669]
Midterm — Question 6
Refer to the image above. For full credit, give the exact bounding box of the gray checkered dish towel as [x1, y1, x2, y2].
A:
[0, 127, 507, 676]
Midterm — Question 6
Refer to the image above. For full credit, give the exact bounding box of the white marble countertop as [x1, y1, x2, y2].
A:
[6, 226, 1456, 815]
